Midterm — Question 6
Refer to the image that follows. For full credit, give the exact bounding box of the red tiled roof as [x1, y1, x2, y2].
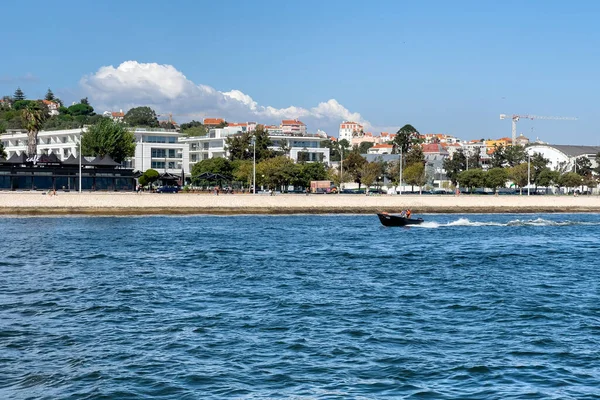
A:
[111, 111, 124, 117]
[282, 119, 305, 126]
[422, 143, 444, 153]
[204, 118, 225, 125]
[372, 144, 394, 149]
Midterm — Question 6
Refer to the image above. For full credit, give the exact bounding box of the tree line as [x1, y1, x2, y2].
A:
[444, 144, 600, 193]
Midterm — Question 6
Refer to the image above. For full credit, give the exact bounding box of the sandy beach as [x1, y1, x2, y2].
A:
[1, 192, 599, 215]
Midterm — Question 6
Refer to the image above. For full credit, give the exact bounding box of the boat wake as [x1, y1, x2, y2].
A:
[413, 218, 598, 229]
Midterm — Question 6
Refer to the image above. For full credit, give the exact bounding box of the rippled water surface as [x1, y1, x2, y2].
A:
[1, 214, 600, 399]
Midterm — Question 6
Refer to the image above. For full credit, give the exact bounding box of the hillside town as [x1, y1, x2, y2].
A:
[1, 88, 599, 194]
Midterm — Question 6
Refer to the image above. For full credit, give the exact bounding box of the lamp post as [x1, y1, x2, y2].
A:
[339, 144, 344, 191]
[527, 152, 531, 196]
[253, 136, 256, 194]
[77, 135, 82, 193]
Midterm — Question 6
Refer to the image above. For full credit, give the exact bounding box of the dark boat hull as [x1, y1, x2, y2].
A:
[377, 213, 424, 227]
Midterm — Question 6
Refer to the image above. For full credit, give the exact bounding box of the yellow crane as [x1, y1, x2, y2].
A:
[500, 114, 577, 144]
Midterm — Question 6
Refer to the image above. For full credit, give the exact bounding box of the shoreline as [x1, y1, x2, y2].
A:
[1, 192, 600, 215]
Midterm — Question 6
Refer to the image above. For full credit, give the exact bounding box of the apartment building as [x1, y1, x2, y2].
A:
[1, 127, 189, 176]
[338, 121, 363, 143]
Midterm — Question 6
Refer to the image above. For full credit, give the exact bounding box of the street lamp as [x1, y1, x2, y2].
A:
[252, 135, 256, 194]
[527, 152, 531, 196]
[339, 144, 344, 191]
[76, 134, 82, 193]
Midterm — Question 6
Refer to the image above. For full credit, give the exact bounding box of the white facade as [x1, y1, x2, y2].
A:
[131, 128, 189, 175]
[339, 121, 363, 143]
[2, 128, 82, 160]
[281, 120, 307, 135]
[1, 127, 189, 176]
[181, 129, 329, 172]
[525, 144, 600, 172]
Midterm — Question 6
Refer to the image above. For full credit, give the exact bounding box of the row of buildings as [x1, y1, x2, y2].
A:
[1, 119, 330, 180]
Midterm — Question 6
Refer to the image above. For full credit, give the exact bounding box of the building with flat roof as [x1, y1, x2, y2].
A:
[1, 127, 189, 177]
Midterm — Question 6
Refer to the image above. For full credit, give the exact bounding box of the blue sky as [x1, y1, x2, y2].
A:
[2, 0, 599, 144]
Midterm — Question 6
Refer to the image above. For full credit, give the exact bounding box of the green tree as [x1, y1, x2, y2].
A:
[140, 169, 159, 188]
[490, 144, 505, 168]
[466, 149, 481, 169]
[0, 141, 6, 159]
[574, 157, 592, 177]
[45, 88, 55, 101]
[559, 172, 582, 192]
[358, 141, 374, 154]
[530, 152, 549, 188]
[0, 120, 7, 134]
[405, 144, 425, 166]
[595, 152, 600, 175]
[393, 124, 421, 156]
[296, 162, 328, 187]
[124, 106, 159, 127]
[14, 87, 25, 101]
[81, 118, 135, 163]
[217, 120, 229, 128]
[536, 168, 560, 191]
[232, 160, 254, 188]
[504, 145, 526, 167]
[191, 157, 233, 181]
[13, 100, 36, 111]
[443, 149, 467, 185]
[508, 163, 529, 194]
[80, 97, 90, 105]
[457, 168, 485, 192]
[67, 102, 95, 117]
[22, 102, 48, 156]
[256, 156, 296, 190]
[253, 125, 274, 161]
[344, 151, 367, 189]
[484, 167, 509, 193]
[386, 159, 402, 190]
[359, 162, 380, 193]
[403, 162, 426, 193]
[225, 132, 252, 161]
[181, 120, 208, 137]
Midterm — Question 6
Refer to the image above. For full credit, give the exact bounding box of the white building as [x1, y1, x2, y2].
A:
[42, 100, 60, 116]
[281, 119, 307, 135]
[181, 128, 329, 172]
[367, 144, 394, 155]
[1, 127, 189, 176]
[339, 121, 363, 143]
[525, 144, 600, 172]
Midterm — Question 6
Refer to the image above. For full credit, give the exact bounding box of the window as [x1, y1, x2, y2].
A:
[63, 148, 69, 157]
[191, 154, 198, 162]
[151, 148, 166, 158]
[62, 137, 67, 143]
[151, 161, 165, 169]
[147, 136, 166, 143]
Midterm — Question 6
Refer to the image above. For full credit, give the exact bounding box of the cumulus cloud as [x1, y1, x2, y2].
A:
[79, 61, 371, 134]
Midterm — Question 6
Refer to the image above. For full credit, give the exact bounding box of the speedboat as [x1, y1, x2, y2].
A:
[377, 213, 424, 227]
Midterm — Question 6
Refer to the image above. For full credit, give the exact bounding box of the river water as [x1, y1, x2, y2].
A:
[1, 214, 599, 399]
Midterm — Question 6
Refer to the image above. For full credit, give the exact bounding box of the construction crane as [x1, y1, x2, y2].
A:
[500, 114, 578, 144]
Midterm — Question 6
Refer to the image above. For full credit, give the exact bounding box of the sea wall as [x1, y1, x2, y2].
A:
[1, 192, 600, 215]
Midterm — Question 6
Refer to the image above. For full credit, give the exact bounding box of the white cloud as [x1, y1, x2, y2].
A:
[79, 61, 371, 134]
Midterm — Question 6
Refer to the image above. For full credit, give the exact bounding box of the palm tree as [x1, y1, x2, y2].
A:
[22, 103, 47, 156]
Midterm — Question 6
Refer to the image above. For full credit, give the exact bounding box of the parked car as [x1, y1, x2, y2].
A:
[156, 186, 180, 193]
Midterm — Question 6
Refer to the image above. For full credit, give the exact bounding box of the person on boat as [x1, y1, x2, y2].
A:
[399, 210, 406, 217]
[406, 209, 412, 219]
